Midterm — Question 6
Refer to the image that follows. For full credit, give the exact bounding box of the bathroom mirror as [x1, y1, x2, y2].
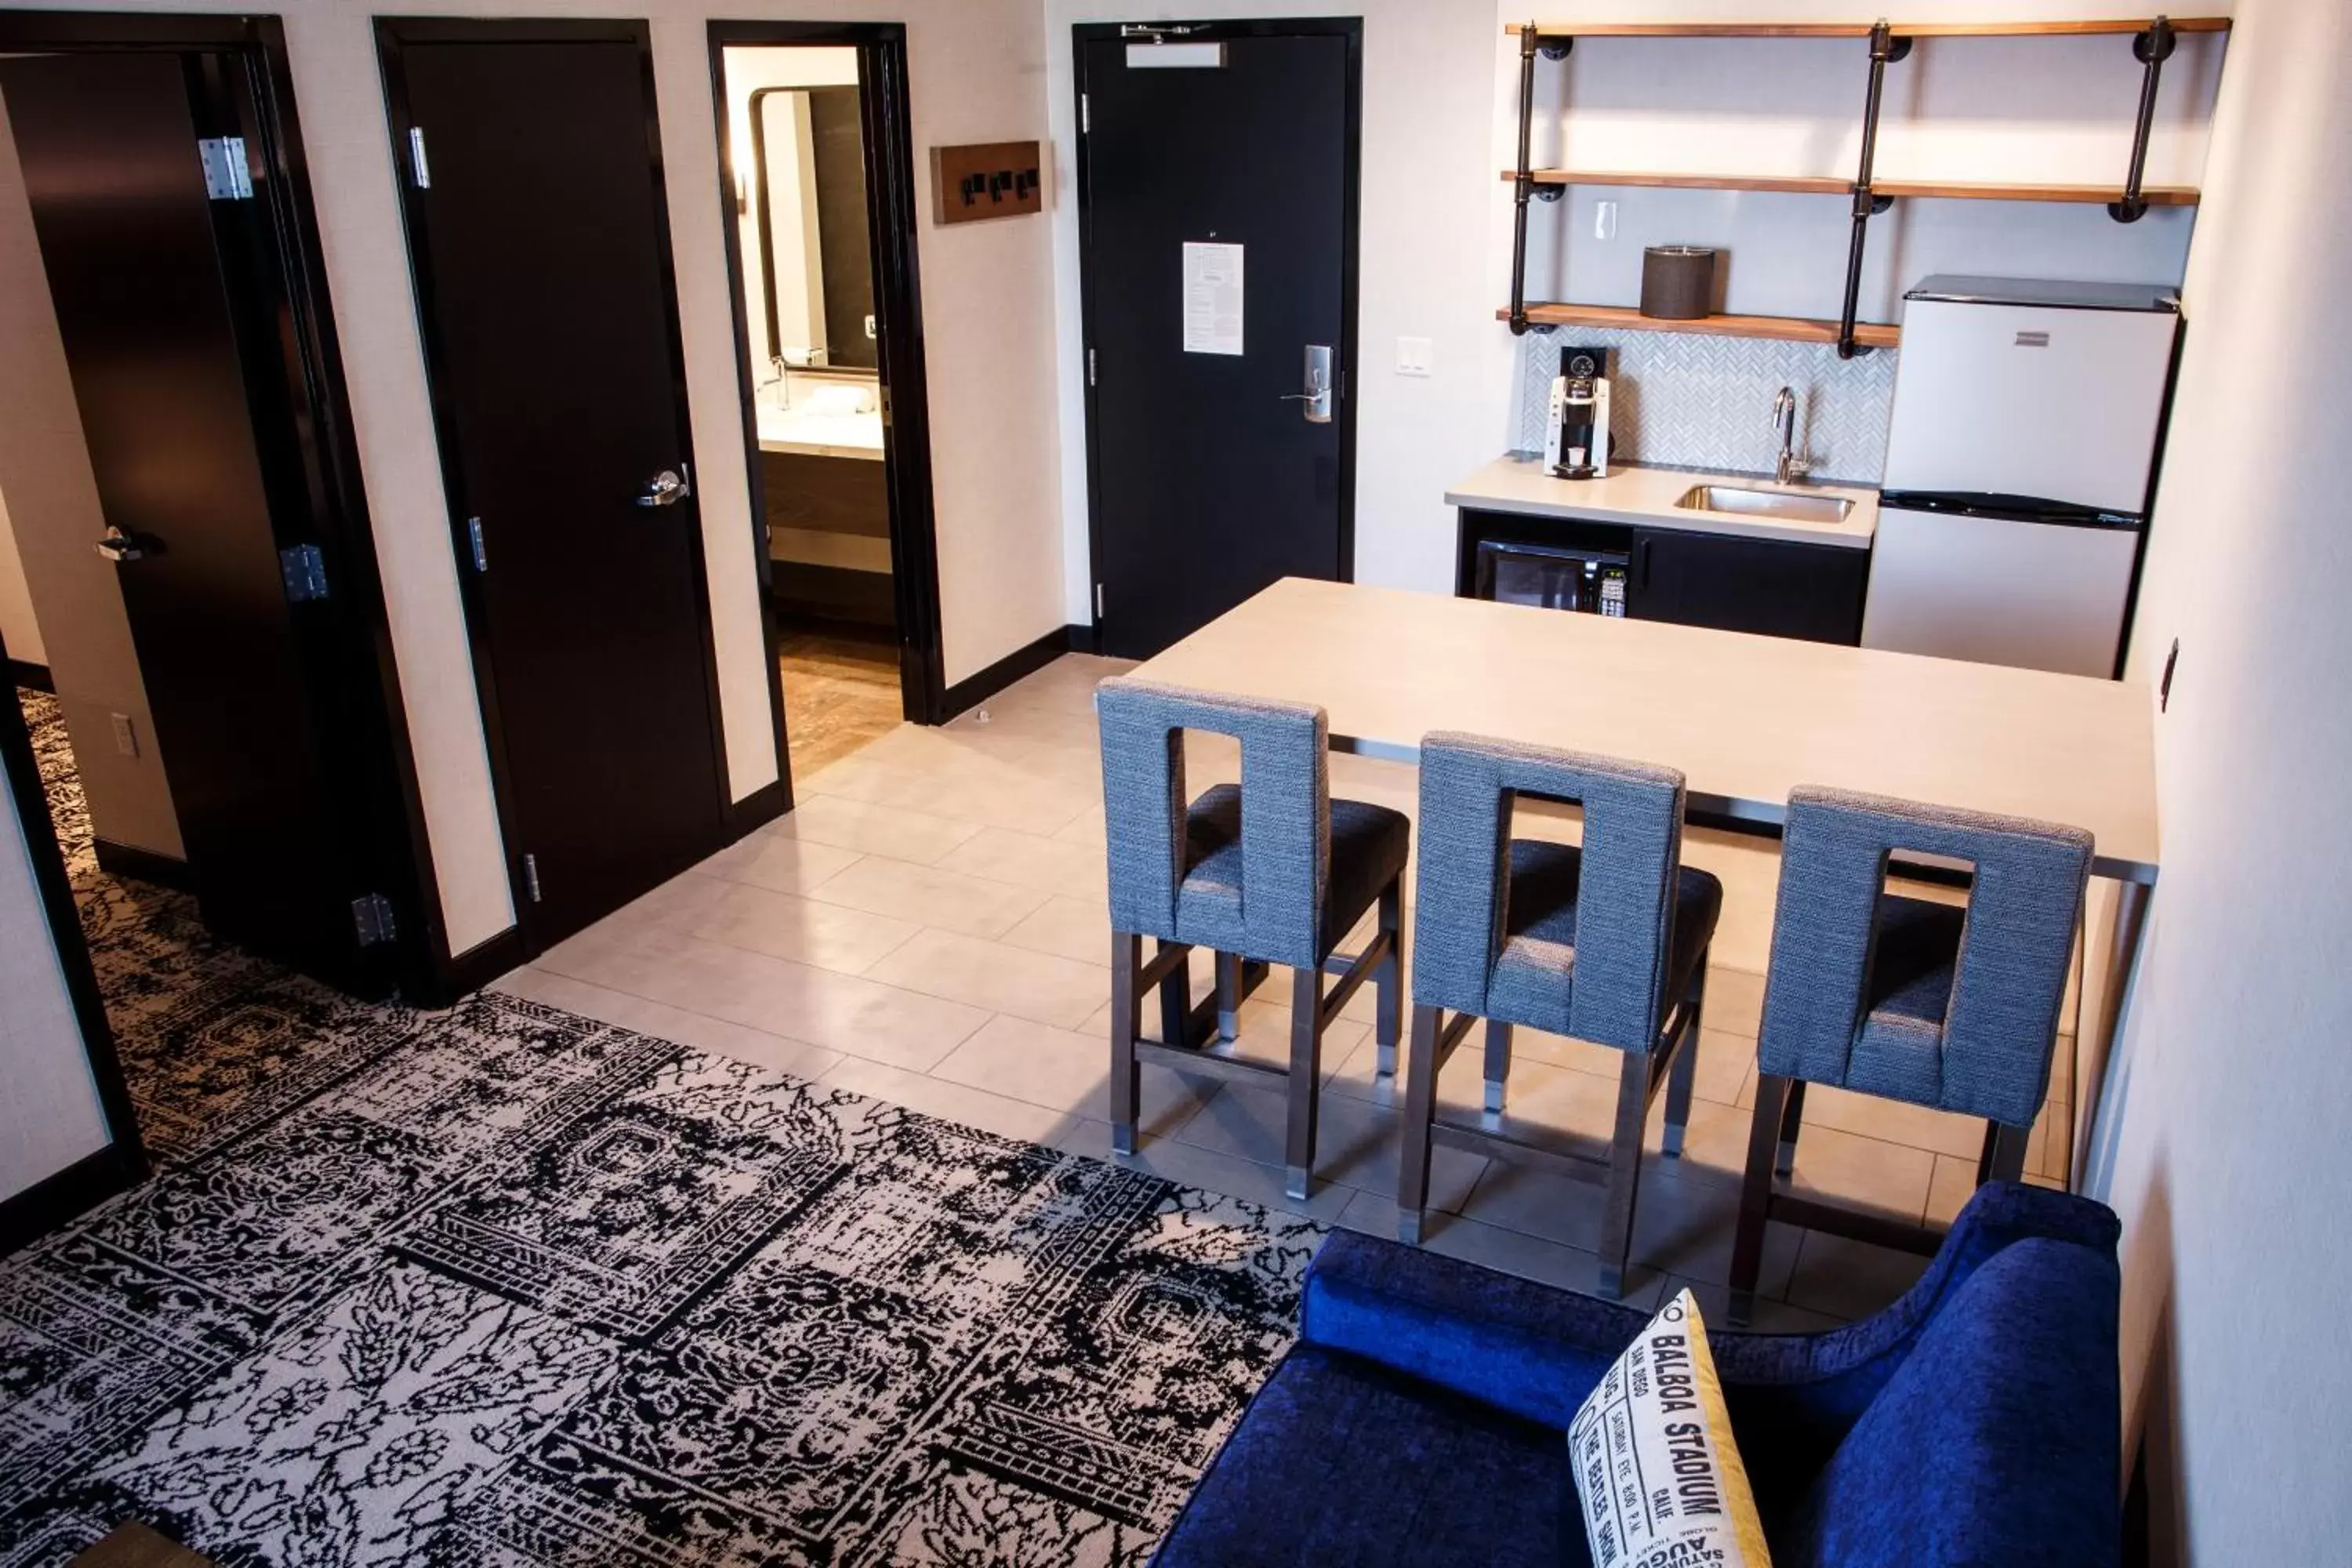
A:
[750, 83, 877, 372]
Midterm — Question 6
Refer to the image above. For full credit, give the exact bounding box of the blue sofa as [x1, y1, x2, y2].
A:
[1156, 1183, 2120, 1567]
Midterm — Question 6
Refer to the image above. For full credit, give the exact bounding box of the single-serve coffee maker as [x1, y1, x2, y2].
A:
[1543, 344, 1612, 480]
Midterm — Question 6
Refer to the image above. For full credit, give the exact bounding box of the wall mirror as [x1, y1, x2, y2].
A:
[746, 78, 876, 372]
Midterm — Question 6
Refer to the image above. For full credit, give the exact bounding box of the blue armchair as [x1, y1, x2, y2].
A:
[1156, 1182, 2120, 1567]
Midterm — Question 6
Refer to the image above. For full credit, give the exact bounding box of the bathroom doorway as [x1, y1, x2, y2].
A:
[710, 24, 946, 788]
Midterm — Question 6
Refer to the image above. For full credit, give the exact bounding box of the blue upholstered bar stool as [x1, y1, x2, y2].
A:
[1397, 734, 1722, 1299]
[1726, 786, 2093, 1326]
[1096, 677, 1408, 1201]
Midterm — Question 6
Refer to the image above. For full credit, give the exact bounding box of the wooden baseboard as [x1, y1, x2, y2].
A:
[0, 1142, 146, 1259]
[940, 625, 1090, 719]
[1063, 623, 1101, 655]
[93, 837, 194, 892]
[8, 658, 53, 693]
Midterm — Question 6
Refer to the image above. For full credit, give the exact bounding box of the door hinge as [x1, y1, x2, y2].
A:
[522, 853, 543, 904]
[1080, 93, 1089, 135]
[1087, 348, 1097, 387]
[407, 126, 432, 190]
[279, 543, 330, 603]
[466, 517, 488, 572]
[351, 892, 398, 948]
[1094, 583, 1105, 619]
[197, 137, 253, 201]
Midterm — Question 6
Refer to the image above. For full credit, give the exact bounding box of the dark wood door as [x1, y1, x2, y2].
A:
[1631, 528, 1869, 646]
[1076, 23, 1359, 659]
[0, 52, 368, 975]
[380, 25, 725, 946]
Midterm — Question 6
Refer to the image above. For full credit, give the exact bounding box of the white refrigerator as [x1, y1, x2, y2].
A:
[1862, 276, 2181, 677]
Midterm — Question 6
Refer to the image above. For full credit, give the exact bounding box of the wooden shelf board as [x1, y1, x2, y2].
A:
[1500, 301, 1901, 350]
[1507, 18, 2230, 39]
[1506, 169, 1850, 195]
[1507, 22, 1871, 37]
[1894, 17, 2231, 35]
[1874, 176, 2198, 205]
[1505, 169, 2200, 205]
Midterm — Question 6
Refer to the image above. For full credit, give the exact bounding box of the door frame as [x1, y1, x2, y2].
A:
[0, 10, 448, 1003]
[708, 20, 950, 750]
[1071, 16, 1365, 652]
[375, 16, 745, 956]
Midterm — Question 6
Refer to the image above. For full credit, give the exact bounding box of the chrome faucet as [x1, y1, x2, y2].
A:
[1773, 386, 1811, 485]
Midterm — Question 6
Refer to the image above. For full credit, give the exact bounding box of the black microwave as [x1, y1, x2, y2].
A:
[1472, 537, 1628, 617]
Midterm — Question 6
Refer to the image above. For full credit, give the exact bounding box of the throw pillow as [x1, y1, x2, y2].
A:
[1567, 1287, 1771, 1568]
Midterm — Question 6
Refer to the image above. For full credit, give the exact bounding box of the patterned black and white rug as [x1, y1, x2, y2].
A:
[3, 691, 1316, 1566]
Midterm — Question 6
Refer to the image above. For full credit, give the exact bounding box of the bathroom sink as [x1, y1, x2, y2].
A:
[1675, 485, 1853, 524]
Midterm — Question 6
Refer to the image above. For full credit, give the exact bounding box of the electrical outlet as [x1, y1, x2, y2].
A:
[1396, 336, 1434, 377]
[110, 713, 138, 757]
[1595, 199, 1619, 240]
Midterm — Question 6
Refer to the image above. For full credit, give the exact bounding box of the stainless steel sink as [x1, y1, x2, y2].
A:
[1675, 485, 1853, 524]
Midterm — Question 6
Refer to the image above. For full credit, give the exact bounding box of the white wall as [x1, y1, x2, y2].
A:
[18, 0, 1065, 957]
[0, 486, 42, 669]
[0, 754, 113, 1204]
[0, 94, 185, 860]
[2085, 0, 2352, 1557]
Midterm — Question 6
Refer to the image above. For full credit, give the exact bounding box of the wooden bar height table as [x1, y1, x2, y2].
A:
[1131, 578, 2161, 1184]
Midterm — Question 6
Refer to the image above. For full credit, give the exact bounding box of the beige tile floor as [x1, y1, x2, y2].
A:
[492, 652, 2074, 1330]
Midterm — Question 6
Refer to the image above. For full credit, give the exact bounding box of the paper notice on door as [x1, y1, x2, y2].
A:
[1182, 241, 1244, 356]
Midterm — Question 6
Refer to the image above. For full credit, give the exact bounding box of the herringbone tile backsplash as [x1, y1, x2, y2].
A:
[1512, 327, 1899, 485]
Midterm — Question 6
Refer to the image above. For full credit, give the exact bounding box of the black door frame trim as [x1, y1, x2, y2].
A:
[708, 20, 951, 766]
[1, 631, 148, 1256]
[0, 10, 450, 1004]
[376, 16, 745, 959]
[1071, 16, 1365, 652]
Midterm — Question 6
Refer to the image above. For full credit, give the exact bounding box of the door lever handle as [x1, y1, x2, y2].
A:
[636, 468, 690, 509]
[1284, 345, 1335, 424]
[95, 525, 160, 564]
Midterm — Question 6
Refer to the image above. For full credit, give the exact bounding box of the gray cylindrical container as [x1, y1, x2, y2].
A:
[1639, 245, 1719, 320]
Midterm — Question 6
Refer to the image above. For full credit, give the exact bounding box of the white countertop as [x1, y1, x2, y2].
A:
[1445, 456, 1878, 550]
[757, 404, 884, 462]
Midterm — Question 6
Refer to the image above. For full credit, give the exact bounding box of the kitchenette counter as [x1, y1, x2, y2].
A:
[1446, 456, 1878, 550]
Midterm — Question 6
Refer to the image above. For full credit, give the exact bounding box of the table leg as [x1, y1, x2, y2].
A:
[2072, 876, 2152, 1192]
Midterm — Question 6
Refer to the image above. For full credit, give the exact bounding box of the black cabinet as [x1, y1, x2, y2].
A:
[1456, 507, 1869, 646]
[1628, 528, 1867, 645]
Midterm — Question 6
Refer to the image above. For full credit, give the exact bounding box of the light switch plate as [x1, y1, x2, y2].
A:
[110, 713, 138, 757]
[1396, 336, 1433, 377]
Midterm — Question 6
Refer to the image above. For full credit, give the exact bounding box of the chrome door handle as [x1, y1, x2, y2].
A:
[636, 468, 690, 508]
[1279, 344, 1334, 424]
[95, 525, 159, 564]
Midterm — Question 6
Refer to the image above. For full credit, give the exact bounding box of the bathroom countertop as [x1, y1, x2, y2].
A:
[756, 404, 885, 461]
[1445, 456, 1878, 550]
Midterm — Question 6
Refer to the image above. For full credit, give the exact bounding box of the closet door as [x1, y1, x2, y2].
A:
[379, 23, 728, 947]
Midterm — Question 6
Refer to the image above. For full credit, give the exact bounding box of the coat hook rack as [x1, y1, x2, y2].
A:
[2109, 16, 2177, 223]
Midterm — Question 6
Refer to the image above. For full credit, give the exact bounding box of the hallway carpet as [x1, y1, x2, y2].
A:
[2, 691, 1316, 1566]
